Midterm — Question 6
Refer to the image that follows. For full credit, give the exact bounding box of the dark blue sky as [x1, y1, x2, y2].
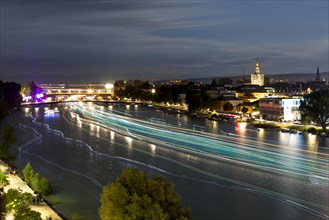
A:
[1, 0, 328, 83]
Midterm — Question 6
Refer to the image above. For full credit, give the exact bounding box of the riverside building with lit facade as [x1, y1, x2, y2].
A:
[259, 97, 302, 121]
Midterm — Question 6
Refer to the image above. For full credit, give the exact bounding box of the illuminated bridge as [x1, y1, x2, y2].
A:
[40, 83, 114, 96]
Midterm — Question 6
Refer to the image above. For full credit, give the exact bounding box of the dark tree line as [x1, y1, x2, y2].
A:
[114, 80, 217, 112]
[300, 88, 329, 132]
[99, 168, 191, 220]
[0, 81, 22, 118]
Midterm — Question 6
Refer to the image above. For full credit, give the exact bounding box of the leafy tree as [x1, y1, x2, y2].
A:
[22, 163, 51, 195]
[0, 173, 8, 219]
[299, 89, 329, 132]
[20, 82, 32, 97]
[5, 189, 33, 212]
[23, 162, 33, 183]
[5, 189, 41, 220]
[0, 173, 9, 189]
[241, 107, 249, 114]
[0, 83, 5, 118]
[211, 77, 233, 87]
[0, 81, 22, 118]
[99, 168, 191, 220]
[13, 205, 41, 220]
[223, 101, 234, 112]
[0, 124, 16, 160]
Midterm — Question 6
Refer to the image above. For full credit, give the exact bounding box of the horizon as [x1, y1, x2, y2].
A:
[1, 71, 329, 84]
[1, 1, 328, 83]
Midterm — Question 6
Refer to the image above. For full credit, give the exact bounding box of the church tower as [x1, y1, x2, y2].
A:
[315, 66, 320, 81]
[251, 58, 264, 86]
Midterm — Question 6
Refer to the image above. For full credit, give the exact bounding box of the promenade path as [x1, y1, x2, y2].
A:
[0, 160, 62, 220]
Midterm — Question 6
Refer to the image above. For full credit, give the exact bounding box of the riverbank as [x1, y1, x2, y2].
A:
[251, 120, 329, 137]
[0, 160, 62, 220]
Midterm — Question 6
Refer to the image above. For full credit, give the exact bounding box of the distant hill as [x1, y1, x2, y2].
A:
[181, 72, 329, 84]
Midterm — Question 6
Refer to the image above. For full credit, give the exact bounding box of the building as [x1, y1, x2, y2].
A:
[315, 66, 321, 81]
[259, 97, 302, 121]
[235, 85, 271, 102]
[251, 58, 265, 86]
[216, 93, 243, 112]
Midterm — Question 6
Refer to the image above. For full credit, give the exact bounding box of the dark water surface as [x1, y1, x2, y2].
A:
[2, 103, 328, 220]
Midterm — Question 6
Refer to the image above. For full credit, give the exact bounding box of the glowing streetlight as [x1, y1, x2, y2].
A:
[105, 83, 114, 89]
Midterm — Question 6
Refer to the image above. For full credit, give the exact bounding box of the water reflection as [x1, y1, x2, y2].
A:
[110, 131, 115, 141]
[257, 128, 265, 140]
[90, 123, 95, 134]
[150, 144, 156, 153]
[125, 136, 133, 148]
[96, 125, 100, 138]
[307, 134, 318, 150]
[24, 107, 29, 114]
[235, 122, 247, 136]
[77, 120, 82, 128]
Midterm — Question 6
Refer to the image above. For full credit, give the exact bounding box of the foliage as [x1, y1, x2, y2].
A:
[0, 173, 9, 189]
[0, 124, 16, 160]
[299, 89, 329, 132]
[23, 163, 51, 195]
[20, 83, 32, 97]
[0, 192, 5, 220]
[0, 81, 22, 118]
[211, 77, 233, 87]
[29, 81, 44, 101]
[186, 90, 215, 112]
[5, 189, 33, 212]
[223, 101, 234, 112]
[307, 127, 317, 133]
[4, 189, 41, 220]
[241, 107, 248, 114]
[99, 168, 192, 220]
[13, 205, 41, 220]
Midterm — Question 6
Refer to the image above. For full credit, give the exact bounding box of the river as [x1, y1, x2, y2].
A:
[2, 102, 328, 220]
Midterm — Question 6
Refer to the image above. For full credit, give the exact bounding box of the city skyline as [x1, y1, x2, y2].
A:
[1, 0, 328, 83]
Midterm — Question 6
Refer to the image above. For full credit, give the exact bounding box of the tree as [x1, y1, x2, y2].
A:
[0, 81, 22, 118]
[0, 124, 16, 160]
[299, 89, 329, 132]
[20, 82, 32, 98]
[23, 162, 33, 183]
[211, 77, 233, 87]
[5, 189, 41, 220]
[223, 101, 234, 112]
[241, 107, 249, 114]
[13, 205, 41, 220]
[0, 173, 9, 190]
[0, 173, 8, 219]
[22, 163, 51, 195]
[99, 168, 191, 220]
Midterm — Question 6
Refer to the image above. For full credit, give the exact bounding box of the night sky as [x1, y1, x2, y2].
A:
[1, 0, 328, 83]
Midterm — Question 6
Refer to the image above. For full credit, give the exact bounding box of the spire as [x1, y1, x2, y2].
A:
[316, 66, 320, 81]
[255, 57, 261, 74]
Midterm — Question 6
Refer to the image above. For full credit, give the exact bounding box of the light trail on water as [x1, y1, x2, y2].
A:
[62, 102, 329, 218]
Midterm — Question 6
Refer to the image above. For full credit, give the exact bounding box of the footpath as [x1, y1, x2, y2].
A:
[0, 160, 62, 220]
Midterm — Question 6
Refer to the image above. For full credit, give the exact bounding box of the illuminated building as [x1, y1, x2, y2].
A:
[259, 97, 302, 121]
[251, 58, 264, 86]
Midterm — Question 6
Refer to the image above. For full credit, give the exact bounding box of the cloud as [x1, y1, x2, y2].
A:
[1, 1, 328, 83]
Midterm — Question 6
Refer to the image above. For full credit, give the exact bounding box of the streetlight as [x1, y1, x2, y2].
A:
[105, 83, 114, 89]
